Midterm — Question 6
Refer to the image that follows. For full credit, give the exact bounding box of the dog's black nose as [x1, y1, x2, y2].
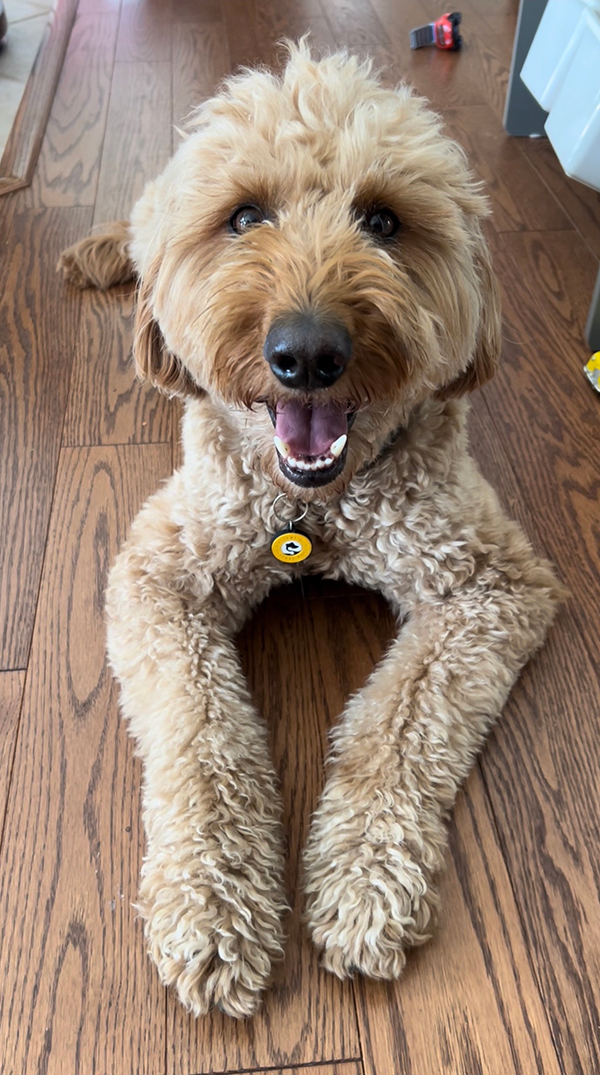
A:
[264, 313, 352, 390]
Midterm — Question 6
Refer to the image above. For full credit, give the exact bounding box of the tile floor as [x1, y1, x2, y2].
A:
[0, 0, 55, 163]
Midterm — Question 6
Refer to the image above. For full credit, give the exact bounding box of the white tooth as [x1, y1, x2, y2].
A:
[274, 436, 290, 458]
[330, 434, 347, 459]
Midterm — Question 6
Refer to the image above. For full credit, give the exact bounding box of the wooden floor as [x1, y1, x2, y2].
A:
[1, 1, 600, 1072]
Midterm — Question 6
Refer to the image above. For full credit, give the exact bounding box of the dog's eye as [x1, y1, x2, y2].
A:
[230, 205, 265, 233]
[363, 208, 400, 239]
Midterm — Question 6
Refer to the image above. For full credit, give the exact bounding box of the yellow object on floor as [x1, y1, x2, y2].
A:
[584, 351, 600, 392]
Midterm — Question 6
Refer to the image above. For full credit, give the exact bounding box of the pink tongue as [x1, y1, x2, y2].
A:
[275, 401, 347, 457]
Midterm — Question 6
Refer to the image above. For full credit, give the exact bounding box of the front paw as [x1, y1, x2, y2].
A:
[303, 816, 439, 979]
[139, 861, 287, 1018]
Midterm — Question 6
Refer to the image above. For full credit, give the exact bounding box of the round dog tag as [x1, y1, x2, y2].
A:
[271, 529, 312, 563]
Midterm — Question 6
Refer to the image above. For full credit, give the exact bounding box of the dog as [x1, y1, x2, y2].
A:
[59, 42, 562, 1019]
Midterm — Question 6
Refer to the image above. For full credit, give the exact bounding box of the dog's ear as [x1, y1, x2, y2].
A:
[437, 231, 501, 400]
[133, 261, 203, 398]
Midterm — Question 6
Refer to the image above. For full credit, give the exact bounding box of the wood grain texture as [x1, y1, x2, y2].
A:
[482, 375, 600, 1069]
[320, 0, 387, 42]
[467, 394, 542, 541]
[0, 444, 172, 1075]
[480, 618, 600, 1075]
[2, 1, 600, 1072]
[77, 0, 121, 10]
[62, 285, 173, 446]
[368, 0, 488, 104]
[221, 2, 335, 69]
[172, 0, 223, 22]
[26, 11, 120, 208]
[0, 205, 92, 670]
[470, 351, 600, 1075]
[167, 586, 362, 1074]
[445, 106, 573, 233]
[94, 61, 172, 224]
[241, 1066, 362, 1075]
[521, 138, 600, 260]
[296, 584, 563, 1075]
[116, 0, 173, 62]
[464, 234, 600, 1075]
[0, 672, 25, 829]
[173, 21, 231, 132]
[466, 18, 521, 117]
[356, 772, 563, 1075]
[459, 0, 515, 14]
[469, 12, 516, 119]
[483, 229, 600, 633]
[0, 0, 79, 195]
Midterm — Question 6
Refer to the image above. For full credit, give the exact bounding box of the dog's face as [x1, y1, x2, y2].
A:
[132, 44, 500, 501]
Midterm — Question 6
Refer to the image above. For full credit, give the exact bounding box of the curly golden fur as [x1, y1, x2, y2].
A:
[60, 42, 563, 1018]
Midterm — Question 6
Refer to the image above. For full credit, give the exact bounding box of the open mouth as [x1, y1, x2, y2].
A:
[267, 400, 354, 487]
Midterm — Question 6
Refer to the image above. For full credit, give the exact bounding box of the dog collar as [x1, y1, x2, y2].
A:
[270, 494, 312, 563]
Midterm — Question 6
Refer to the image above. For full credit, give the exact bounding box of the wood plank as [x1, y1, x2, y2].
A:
[521, 137, 600, 260]
[262, 15, 337, 62]
[373, 371, 600, 1074]
[240, 1066, 362, 1075]
[482, 229, 600, 635]
[466, 0, 595, 272]
[467, 396, 545, 542]
[0, 444, 171, 1075]
[116, 0, 173, 62]
[62, 285, 173, 446]
[480, 615, 600, 1075]
[468, 16, 514, 119]
[445, 105, 572, 233]
[77, 0, 121, 10]
[292, 583, 562, 1075]
[459, 0, 518, 64]
[498, 228, 597, 356]
[0, 672, 25, 828]
[356, 772, 563, 1075]
[460, 0, 515, 15]
[469, 278, 600, 1075]
[354, 374, 600, 1075]
[167, 587, 362, 1074]
[462, 236, 600, 1075]
[173, 21, 230, 132]
[0, 0, 79, 196]
[3, 2, 599, 1073]
[94, 61, 172, 224]
[369, 0, 489, 104]
[319, 0, 398, 68]
[0, 205, 92, 670]
[172, 0, 223, 22]
[228, 0, 325, 22]
[222, 0, 334, 69]
[26, 11, 120, 208]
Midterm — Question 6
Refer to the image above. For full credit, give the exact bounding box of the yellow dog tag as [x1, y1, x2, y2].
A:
[271, 529, 312, 563]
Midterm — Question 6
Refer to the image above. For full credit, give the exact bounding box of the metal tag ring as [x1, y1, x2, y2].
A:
[272, 492, 308, 525]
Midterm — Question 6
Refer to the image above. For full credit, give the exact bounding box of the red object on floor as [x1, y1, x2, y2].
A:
[410, 11, 462, 51]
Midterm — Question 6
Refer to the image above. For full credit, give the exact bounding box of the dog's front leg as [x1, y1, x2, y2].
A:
[304, 568, 560, 979]
[106, 512, 286, 1018]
